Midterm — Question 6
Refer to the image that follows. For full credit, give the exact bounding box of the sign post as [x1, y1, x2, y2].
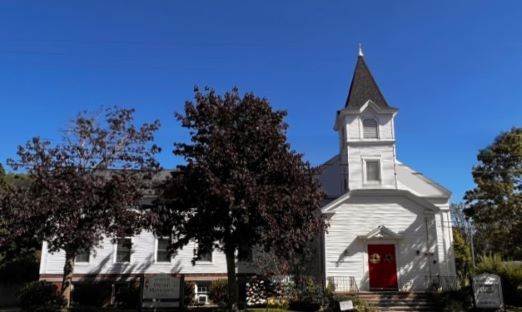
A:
[472, 273, 503, 310]
[141, 274, 184, 311]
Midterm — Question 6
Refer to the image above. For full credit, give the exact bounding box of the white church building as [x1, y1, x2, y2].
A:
[317, 52, 455, 292]
[39, 53, 455, 299]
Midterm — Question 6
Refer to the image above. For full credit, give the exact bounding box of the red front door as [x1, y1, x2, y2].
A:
[368, 244, 398, 290]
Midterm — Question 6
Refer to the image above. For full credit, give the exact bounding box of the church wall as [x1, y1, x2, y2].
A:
[346, 144, 396, 190]
[434, 205, 456, 277]
[39, 231, 241, 277]
[324, 196, 440, 291]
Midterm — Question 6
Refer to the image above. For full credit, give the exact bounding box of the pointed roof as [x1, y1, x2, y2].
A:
[358, 225, 402, 240]
[345, 55, 392, 110]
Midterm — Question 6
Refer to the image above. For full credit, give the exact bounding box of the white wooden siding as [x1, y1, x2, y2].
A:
[344, 110, 394, 141]
[347, 145, 397, 190]
[39, 231, 253, 276]
[434, 207, 456, 277]
[324, 195, 441, 291]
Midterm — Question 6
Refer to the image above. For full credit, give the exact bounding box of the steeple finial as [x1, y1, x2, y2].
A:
[358, 43, 364, 57]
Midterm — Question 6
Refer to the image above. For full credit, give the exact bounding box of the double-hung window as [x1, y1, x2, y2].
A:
[116, 238, 132, 263]
[366, 160, 381, 182]
[75, 249, 90, 263]
[156, 238, 172, 263]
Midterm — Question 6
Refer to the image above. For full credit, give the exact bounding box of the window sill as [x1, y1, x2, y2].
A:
[363, 182, 382, 188]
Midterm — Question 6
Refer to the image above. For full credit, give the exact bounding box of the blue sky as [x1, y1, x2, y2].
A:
[1, 1, 521, 202]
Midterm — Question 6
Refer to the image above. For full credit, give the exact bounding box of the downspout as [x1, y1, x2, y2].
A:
[391, 115, 398, 189]
[425, 216, 433, 285]
[392, 145, 399, 189]
[320, 229, 326, 289]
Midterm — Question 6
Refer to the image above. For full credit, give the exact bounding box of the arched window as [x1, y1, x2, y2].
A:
[363, 118, 378, 139]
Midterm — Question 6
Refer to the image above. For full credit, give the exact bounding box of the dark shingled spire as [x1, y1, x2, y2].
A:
[345, 55, 390, 110]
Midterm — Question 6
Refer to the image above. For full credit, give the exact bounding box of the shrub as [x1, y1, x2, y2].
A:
[288, 300, 321, 311]
[17, 280, 64, 311]
[474, 254, 522, 306]
[267, 276, 295, 301]
[453, 228, 472, 287]
[247, 276, 291, 309]
[209, 279, 229, 306]
[0, 255, 40, 283]
[71, 282, 112, 307]
[296, 277, 323, 301]
[434, 288, 473, 312]
[69, 307, 100, 312]
[113, 282, 140, 308]
[442, 300, 466, 312]
[323, 292, 378, 312]
[245, 276, 268, 307]
[266, 296, 289, 310]
[288, 277, 327, 311]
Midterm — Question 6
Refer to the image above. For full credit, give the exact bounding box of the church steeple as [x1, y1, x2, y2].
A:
[335, 51, 399, 191]
[345, 53, 392, 111]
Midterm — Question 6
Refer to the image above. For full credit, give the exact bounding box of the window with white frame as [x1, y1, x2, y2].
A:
[365, 160, 381, 182]
[195, 281, 210, 304]
[75, 249, 90, 263]
[156, 238, 172, 263]
[115, 238, 132, 263]
[363, 118, 378, 139]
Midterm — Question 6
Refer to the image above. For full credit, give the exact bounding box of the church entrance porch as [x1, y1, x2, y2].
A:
[368, 244, 398, 290]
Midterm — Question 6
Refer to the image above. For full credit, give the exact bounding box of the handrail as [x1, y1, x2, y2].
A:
[327, 276, 359, 293]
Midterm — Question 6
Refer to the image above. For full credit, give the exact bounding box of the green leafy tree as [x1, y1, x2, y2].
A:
[452, 228, 472, 287]
[0, 164, 37, 272]
[475, 254, 522, 306]
[0, 163, 8, 265]
[149, 88, 325, 311]
[464, 127, 522, 259]
[450, 203, 473, 286]
[1, 107, 160, 306]
[0, 163, 6, 192]
[450, 202, 472, 234]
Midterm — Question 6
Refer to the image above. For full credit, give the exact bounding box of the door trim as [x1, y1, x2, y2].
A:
[365, 241, 400, 291]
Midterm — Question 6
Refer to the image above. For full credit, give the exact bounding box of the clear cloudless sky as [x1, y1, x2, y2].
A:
[1, 0, 521, 202]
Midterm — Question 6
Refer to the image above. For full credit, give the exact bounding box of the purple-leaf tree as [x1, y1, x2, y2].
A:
[1, 107, 161, 306]
[149, 88, 325, 310]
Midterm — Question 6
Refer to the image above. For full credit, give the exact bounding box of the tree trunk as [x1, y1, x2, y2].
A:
[61, 251, 75, 307]
[225, 248, 239, 311]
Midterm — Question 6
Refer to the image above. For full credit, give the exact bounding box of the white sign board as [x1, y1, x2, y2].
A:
[473, 273, 503, 309]
[339, 300, 354, 311]
[143, 274, 181, 299]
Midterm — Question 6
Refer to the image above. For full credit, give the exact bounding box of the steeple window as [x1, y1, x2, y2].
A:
[363, 118, 378, 139]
